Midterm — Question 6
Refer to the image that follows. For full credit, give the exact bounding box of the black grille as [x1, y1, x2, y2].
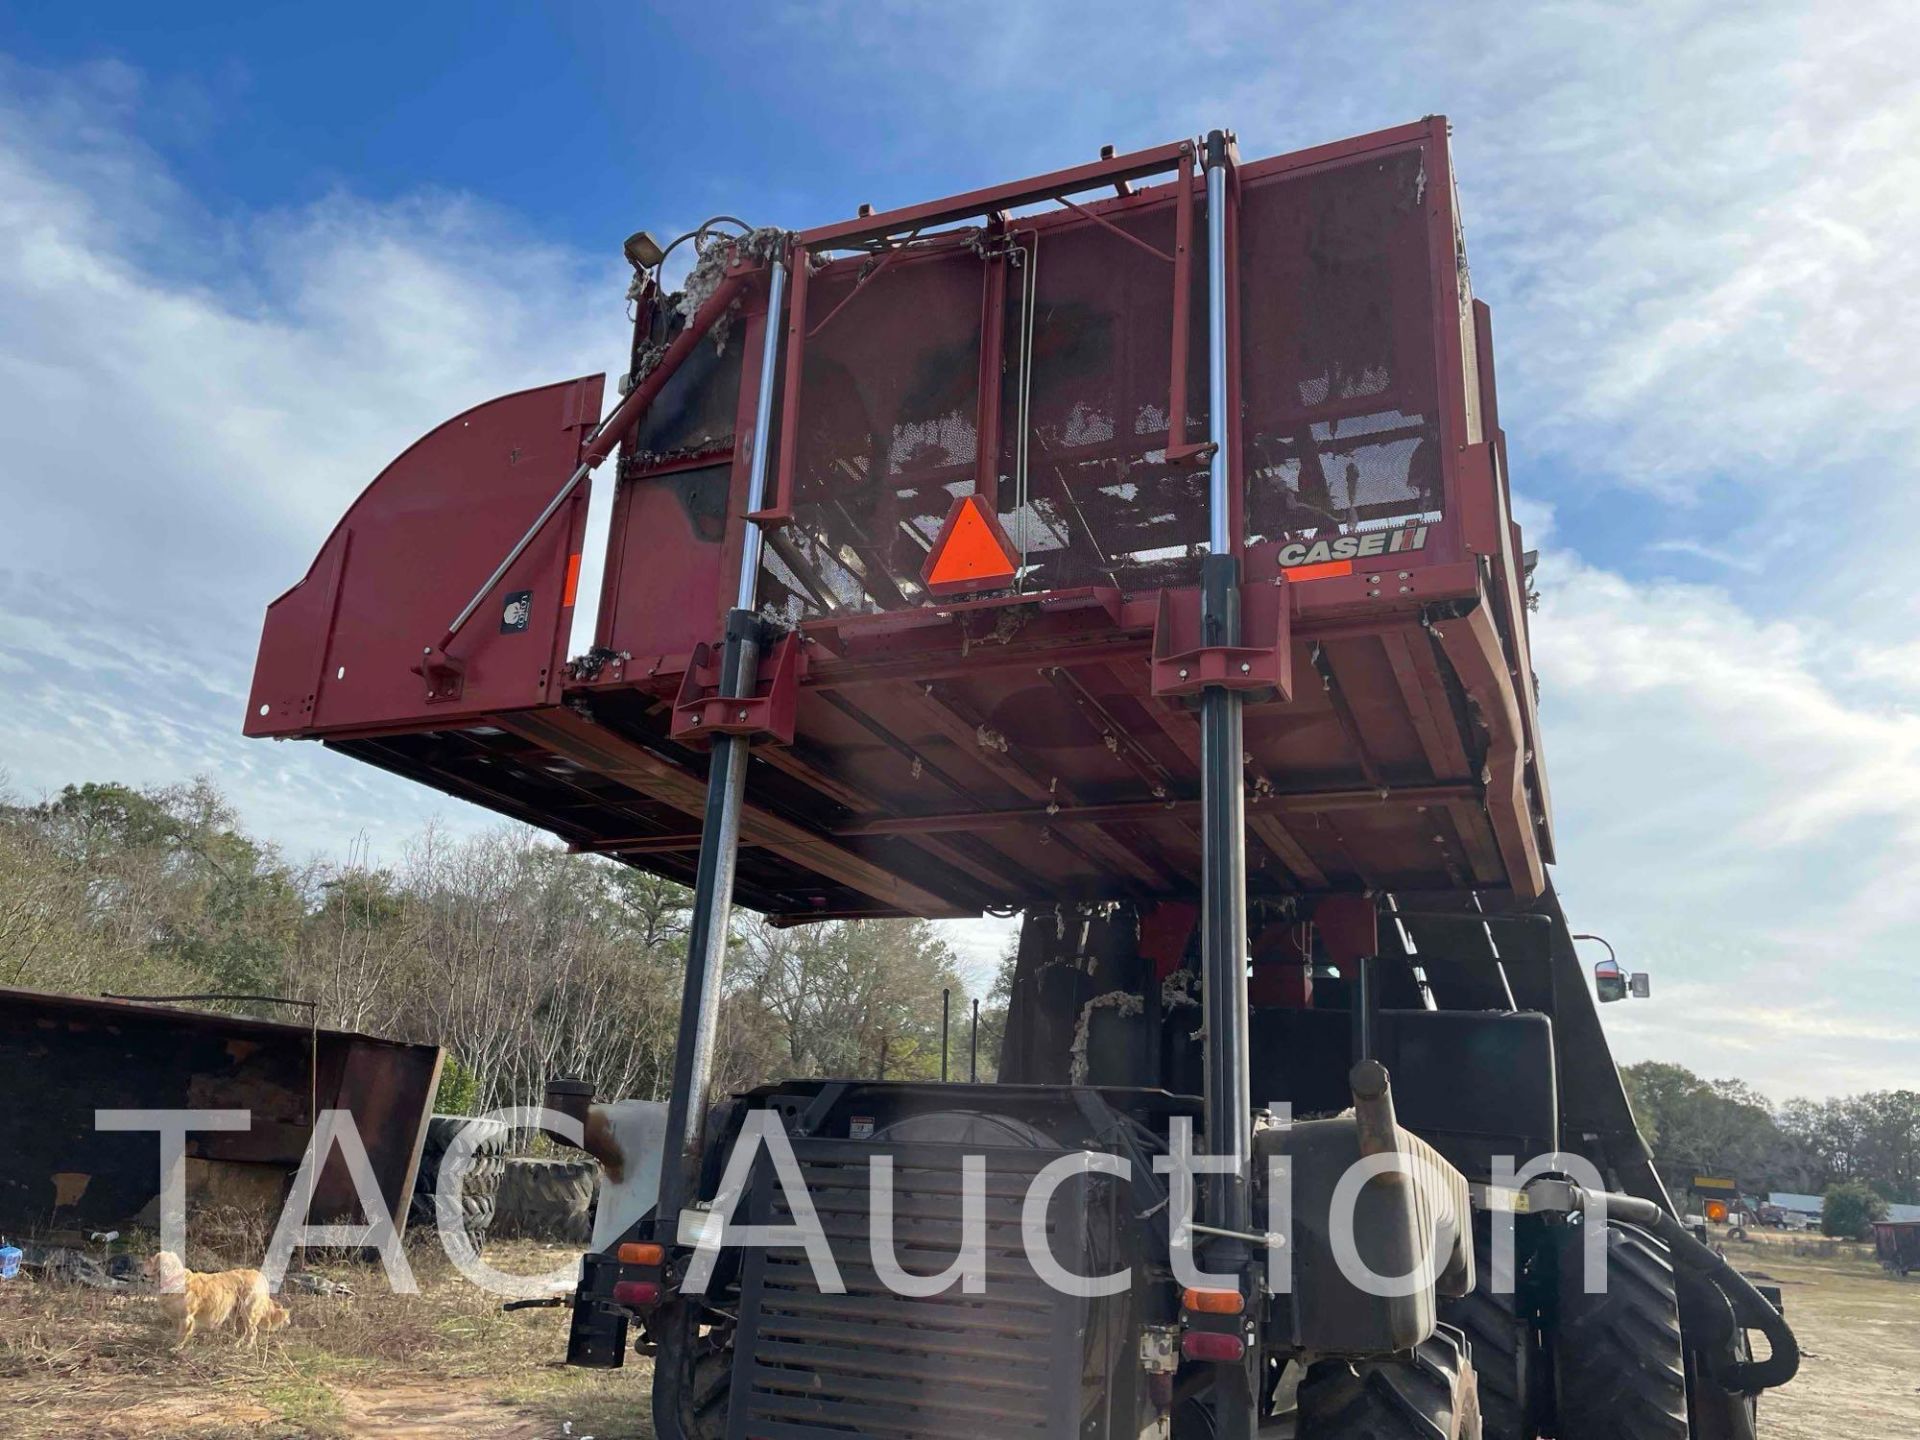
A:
[728, 1137, 1099, 1439]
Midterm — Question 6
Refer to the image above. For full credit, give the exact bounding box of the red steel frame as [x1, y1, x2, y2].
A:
[759, 137, 1204, 528]
[246, 118, 1553, 918]
[747, 118, 1479, 616]
[650, 117, 1546, 900]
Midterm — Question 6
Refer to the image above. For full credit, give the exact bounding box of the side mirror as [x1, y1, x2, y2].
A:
[1594, 958, 1652, 1002]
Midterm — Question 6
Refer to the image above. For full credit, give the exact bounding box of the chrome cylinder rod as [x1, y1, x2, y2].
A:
[1206, 151, 1232, 556]
[1198, 129, 1256, 1439]
[735, 256, 788, 611]
[1199, 130, 1251, 1217]
[657, 257, 788, 1226]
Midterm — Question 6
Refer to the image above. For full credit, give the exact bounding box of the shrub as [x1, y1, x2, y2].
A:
[433, 1054, 480, 1115]
[1820, 1180, 1888, 1239]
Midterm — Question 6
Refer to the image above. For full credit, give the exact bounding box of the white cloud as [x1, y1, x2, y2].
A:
[1598, 982, 1920, 1101]
[1529, 544, 1920, 1093]
[1539, 563, 1920, 852]
[0, 59, 629, 864]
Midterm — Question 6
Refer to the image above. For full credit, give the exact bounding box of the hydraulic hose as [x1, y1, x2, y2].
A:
[1570, 1187, 1799, 1392]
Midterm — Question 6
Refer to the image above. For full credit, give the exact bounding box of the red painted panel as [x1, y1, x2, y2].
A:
[246, 376, 603, 737]
[598, 459, 731, 666]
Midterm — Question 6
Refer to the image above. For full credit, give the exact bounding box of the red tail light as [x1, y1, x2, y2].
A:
[1181, 1329, 1246, 1363]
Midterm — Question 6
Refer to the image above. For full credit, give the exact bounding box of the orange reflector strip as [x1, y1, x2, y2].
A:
[562, 553, 583, 607]
[922, 494, 1019, 596]
[1183, 1286, 1244, 1315]
[1283, 559, 1354, 583]
[617, 1242, 665, 1267]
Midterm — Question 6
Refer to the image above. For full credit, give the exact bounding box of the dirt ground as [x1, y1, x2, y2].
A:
[1722, 1229, 1920, 1440]
[1, 1230, 1912, 1437]
[0, 1240, 655, 1439]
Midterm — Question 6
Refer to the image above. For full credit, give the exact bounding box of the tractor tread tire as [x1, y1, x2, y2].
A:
[423, 1114, 509, 1158]
[1441, 1228, 1532, 1439]
[651, 1307, 732, 1440]
[444, 1153, 505, 1187]
[1553, 1221, 1689, 1440]
[1298, 1324, 1482, 1440]
[409, 1115, 509, 1251]
[497, 1157, 598, 1243]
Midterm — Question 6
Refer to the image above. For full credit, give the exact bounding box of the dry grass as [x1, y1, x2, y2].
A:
[0, 1238, 653, 1439]
[1714, 1227, 1920, 1439]
[7, 1225, 1913, 1437]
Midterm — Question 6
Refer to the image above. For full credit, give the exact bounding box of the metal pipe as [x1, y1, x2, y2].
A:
[1352, 953, 1377, 1063]
[736, 257, 788, 610]
[970, 998, 980, 1082]
[654, 263, 790, 1227]
[1570, 932, 1617, 966]
[796, 138, 1192, 251]
[941, 987, 951, 1082]
[1014, 229, 1039, 582]
[656, 700, 753, 1225]
[1198, 129, 1249, 1217]
[1349, 1059, 1398, 1159]
[1567, 1186, 1800, 1392]
[1197, 129, 1255, 1440]
[1205, 147, 1231, 556]
[443, 456, 593, 645]
[973, 241, 1008, 509]
[1168, 147, 1194, 459]
[1199, 677, 1250, 1197]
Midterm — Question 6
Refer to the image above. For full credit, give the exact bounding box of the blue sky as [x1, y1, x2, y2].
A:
[2, 2, 1916, 1097]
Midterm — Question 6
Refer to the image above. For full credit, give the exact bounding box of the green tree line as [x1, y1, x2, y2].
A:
[1, 778, 993, 1113]
[1621, 1059, 1920, 1207]
[7, 775, 1907, 1210]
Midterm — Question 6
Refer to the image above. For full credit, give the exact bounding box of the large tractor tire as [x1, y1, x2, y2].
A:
[496, 1156, 598, 1242]
[1297, 1325, 1482, 1440]
[1440, 1222, 1534, 1439]
[649, 1304, 734, 1440]
[1678, 1267, 1759, 1440]
[421, 1113, 511, 1159]
[1552, 1220, 1688, 1440]
[409, 1114, 509, 1248]
[1685, 1337, 1758, 1440]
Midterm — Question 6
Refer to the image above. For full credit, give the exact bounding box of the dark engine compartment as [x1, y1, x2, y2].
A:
[998, 899, 1562, 1185]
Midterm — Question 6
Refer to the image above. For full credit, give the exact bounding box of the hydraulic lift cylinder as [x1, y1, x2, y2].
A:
[1197, 129, 1257, 1438]
[656, 255, 789, 1225]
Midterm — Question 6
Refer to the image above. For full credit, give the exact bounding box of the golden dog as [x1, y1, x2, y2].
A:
[145, 1251, 291, 1348]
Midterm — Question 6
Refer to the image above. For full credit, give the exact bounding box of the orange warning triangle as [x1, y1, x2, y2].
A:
[921, 493, 1019, 596]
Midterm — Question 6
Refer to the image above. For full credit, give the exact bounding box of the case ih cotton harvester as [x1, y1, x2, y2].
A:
[247, 121, 1795, 1439]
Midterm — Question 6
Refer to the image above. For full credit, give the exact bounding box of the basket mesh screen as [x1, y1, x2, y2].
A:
[995, 202, 1211, 598]
[758, 246, 983, 623]
[1240, 144, 1445, 548]
[757, 139, 1450, 623]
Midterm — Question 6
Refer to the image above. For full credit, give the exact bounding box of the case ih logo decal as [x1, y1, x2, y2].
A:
[1277, 525, 1428, 570]
[501, 590, 534, 633]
